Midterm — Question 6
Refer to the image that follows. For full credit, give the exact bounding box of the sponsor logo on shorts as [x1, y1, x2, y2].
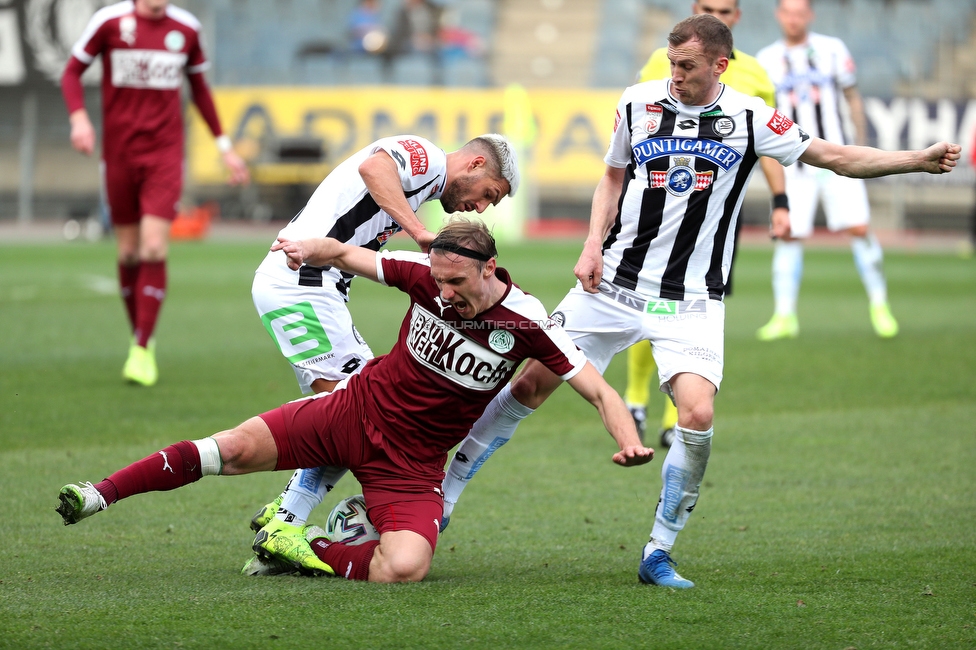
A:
[261, 301, 333, 363]
[111, 49, 187, 89]
[398, 139, 429, 176]
[767, 110, 794, 136]
[407, 305, 515, 390]
[682, 345, 721, 364]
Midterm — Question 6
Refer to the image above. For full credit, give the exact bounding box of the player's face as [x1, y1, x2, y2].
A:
[429, 252, 495, 320]
[440, 167, 509, 215]
[668, 38, 727, 106]
[135, 0, 169, 19]
[776, 0, 812, 42]
[693, 0, 741, 29]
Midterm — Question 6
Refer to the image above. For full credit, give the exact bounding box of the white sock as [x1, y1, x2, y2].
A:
[192, 437, 222, 476]
[772, 240, 803, 315]
[648, 426, 713, 553]
[441, 384, 534, 511]
[851, 234, 888, 306]
[276, 466, 347, 526]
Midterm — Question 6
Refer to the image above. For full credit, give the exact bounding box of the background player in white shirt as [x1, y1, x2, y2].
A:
[755, 0, 899, 340]
[438, 14, 960, 588]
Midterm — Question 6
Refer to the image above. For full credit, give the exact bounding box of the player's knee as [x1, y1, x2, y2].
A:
[847, 224, 869, 238]
[372, 550, 430, 583]
[679, 403, 713, 431]
[510, 363, 560, 408]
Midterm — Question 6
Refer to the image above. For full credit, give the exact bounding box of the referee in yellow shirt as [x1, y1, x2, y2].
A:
[625, 0, 791, 448]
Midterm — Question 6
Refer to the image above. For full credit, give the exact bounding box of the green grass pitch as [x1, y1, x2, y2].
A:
[1, 235, 974, 649]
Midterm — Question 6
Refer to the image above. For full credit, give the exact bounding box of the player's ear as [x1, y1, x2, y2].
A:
[468, 155, 486, 172]
[483, 257, 496, 277]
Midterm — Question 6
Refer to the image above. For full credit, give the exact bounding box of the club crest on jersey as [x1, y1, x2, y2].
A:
[164, 30, 186, 52]
[407, 305, 515, 390]
[119, 15, 136, 45]
[767, 110, 794, 135]
[651, 157, 713, 197]
[633, 137, 742, 171]
[643, 105, 663, 134]
[398, 139, 429, 176]
[487, 329, 515, 354]
[712, 117, 735, 137]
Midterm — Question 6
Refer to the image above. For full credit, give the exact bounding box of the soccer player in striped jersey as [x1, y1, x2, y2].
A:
[755, 0, 899, 340]
[626, 0, 790, 450]
[440, 14, 959, 588]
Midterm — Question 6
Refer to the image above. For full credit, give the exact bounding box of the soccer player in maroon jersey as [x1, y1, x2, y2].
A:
[56, 218, 654, 583]
[61, 0, 249, 386]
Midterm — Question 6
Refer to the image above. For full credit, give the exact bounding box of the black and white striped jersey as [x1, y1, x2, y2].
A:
[602, 80, 811, 301]
[756, 33, 857, 145]
[258, 135, 446, 292]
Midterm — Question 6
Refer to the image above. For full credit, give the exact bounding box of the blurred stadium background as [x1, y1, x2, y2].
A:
[2, 0, 975, 240]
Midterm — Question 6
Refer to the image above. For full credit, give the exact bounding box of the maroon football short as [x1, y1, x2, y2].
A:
[103, 151, 183, 225]
[259, 380, 444, 551]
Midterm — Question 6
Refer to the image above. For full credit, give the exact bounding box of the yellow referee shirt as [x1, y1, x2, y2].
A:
[637, 47, 776, 107]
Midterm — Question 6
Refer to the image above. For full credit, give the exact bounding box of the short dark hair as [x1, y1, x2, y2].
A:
[429, 216, 498, 270]
[668, 14, 734, 61]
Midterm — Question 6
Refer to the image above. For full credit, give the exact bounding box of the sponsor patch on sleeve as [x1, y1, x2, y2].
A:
[398, 139, 429, 176]
[766, 110, 794, 136]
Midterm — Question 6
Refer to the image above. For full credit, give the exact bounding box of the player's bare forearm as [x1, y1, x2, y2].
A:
[799, 139, 961, 178]
[567, 363, 654, 467]
[271, 237, 380, 281]
[359, 151, 434, 249]
[576, 166, 624, 291]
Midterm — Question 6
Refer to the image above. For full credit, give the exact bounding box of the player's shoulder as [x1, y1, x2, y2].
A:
[164, 3, 203, 32]
[731, 49, 764, 71]
[87, 1, 134, 29]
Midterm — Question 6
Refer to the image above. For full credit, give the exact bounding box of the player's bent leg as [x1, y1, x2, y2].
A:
[441, 383, 534, 530]
[368, 530, 433, 583]
[212, 417, 281, 474]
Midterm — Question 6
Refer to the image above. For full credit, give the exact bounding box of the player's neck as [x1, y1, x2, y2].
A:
[784, 33, 808, 48]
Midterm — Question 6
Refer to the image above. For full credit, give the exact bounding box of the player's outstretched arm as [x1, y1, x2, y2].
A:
[799, 139, 962, 178]
[271, 237, 380, 281]
[360, 151, 437, 251]
[575, 165, 626, 293]
[566, 362, 654, 467]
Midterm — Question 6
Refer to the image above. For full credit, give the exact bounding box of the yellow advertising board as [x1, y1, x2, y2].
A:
[187, 86, 621, 189]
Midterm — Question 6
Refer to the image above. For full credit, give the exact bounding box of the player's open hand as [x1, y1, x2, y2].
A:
[770, 206, 791, 239]
[926, 142, 961, 174]
[271, 237, 307, 270]
[613, 444, 654, 467]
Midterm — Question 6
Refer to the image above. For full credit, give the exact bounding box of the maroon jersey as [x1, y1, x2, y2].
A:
[65, 1, 210, 159]
[359, 250, 587, 467]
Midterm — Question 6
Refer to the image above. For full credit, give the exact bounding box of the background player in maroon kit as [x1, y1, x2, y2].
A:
[56, 218, 654, 583]
[61, 0, 250, 386]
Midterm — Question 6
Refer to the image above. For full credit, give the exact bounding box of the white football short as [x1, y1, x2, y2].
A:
[252, 271, 373, 394]
[785, 164, 870, 238]
[550, 283, 725, 395]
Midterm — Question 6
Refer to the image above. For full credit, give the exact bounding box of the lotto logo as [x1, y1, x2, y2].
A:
[398, 139, 429, 176]
[766, 110, 794, 136]
[261, 301, 333, 363]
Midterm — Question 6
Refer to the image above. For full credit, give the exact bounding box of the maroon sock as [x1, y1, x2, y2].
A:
[134, 260, 166, 347]
[310, 537, 378, 581]
[95, 440, 202, 505]
[118, 261, 139, 333]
